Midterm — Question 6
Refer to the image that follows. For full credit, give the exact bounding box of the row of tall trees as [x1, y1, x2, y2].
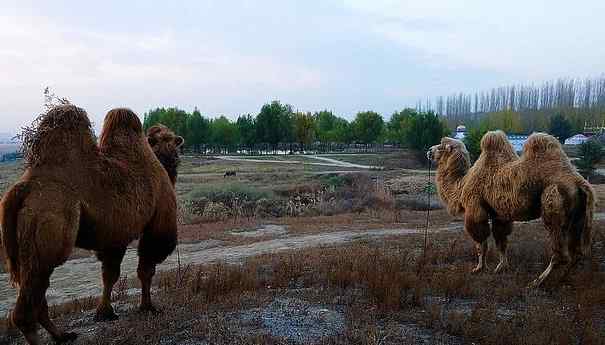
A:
[143, 101, 449, 152]
[421, 76, 605, 134]
[462, 109, 578, 161]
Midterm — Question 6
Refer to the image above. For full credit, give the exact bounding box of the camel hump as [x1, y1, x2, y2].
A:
[22, 105, 95, 167]
[522, 132, 563, 158]
[99, 108, 144, 148]
[480, 130, 516, 155]
[103, 108, 143, 133]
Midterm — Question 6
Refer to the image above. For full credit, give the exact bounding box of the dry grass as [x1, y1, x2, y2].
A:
[3, 219, 604, 344]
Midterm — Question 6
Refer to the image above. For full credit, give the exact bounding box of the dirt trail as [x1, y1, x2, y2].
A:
[215, 155, 380, 170]
[307, 156, 381, 169]
[0, 225, 461, 317]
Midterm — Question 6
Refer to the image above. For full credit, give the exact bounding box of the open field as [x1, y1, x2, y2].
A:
[1, 153, 604, 344]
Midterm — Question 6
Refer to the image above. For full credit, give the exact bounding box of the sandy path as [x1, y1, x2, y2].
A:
[308, 155, 380, 169]
[215, 155, 379, 170]
[0, 225, 461, 317]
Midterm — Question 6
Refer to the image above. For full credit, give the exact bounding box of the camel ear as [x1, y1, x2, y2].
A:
[175, 136, 184, 148]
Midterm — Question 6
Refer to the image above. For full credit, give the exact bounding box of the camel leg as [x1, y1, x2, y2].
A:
[530, 236, 569, 288]
[12, 270, 61, 345]
[472, 241, 489, 274]
[531, 185, 572, 288]
[492, 219, 513, 273]
[12, 285, 41, 345]
[39, 297, 77, 344]
[465, 211, 491, 274]
[137, 199, 178, 313]
[95, 247, 127, 321]
[137, 257, 159, 313]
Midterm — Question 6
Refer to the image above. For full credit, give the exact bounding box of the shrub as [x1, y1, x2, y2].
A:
[575, 140, 604, 178]
[187, 182, 274, 205]
[202, 202, 231, 222]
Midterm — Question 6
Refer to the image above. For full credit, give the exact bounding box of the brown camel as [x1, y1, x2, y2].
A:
[0, 105, 183, 344]
[428, 130, 595, 287]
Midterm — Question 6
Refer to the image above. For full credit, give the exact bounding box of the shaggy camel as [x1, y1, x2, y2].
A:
[0, 105, 183, 344]
[427, 131, 595, 287]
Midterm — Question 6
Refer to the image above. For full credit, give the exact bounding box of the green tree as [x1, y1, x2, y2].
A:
[326, 117, 352, 143]
[314, 110, 352, 143]
[186, 108, 210, 147]
[575, 140, 604, 178]
[352, 111, 384, 143]
[548, 113, 573, 143]
[387, 108, 417, 144]
[236, 114, 256, 146]
[463, 125, 489, 162]
[256, 101, 294, 146]
[315, 110, 337, 142]
[403, 111, 450, 152]
[484, 110, 524, 133]
[210, 116, 240, 146]
[294, 112, 316, 147]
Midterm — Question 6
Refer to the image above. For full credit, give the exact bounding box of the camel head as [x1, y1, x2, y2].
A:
[427, 137, 470, 169]
[146, 124, 184, 185]
[147, 124, 184, 155]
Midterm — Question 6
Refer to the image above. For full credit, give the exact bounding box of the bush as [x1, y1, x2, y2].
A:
[187, 182, 274, 205]
[575, 140, 604, 178]
[255, 198, 287, 218]
[463, 126, 487, 162]
[202, 202, 231, 222]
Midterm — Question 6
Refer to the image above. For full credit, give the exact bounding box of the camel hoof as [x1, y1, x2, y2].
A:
[54, 331, 78, 344]
[94, 309, 119, 322]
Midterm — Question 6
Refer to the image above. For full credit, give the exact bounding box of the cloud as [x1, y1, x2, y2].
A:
[0, 10, 323, 130]
[344, 0, 605, 79]
[2, 1, 605, 131]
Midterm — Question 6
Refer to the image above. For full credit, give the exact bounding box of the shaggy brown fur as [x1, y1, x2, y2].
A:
[428, 131, 595, 287]
[0, 106, 182, 345]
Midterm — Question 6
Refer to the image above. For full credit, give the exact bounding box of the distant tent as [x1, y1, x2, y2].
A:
[564, 134, 589, 145]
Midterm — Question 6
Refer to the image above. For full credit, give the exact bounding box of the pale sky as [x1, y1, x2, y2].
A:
[1, 0, 604, 132]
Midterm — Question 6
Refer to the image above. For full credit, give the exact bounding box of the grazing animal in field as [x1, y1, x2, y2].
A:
[224, 170, 236, 178]
[428, 131, 595, 287]
[0, 106, 183, 344]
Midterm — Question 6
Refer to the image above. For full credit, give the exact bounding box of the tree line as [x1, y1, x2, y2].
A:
[420, 76, 605, 135]
[143, 101, 449, 152]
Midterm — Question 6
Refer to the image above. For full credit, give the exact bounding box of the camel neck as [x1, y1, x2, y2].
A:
[156, 153, 179, 185]
[435, 156, 469, 215]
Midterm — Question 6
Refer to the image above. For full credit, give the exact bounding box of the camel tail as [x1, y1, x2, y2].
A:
[577, 180, 596, 257]
[0, 182, 31, 286]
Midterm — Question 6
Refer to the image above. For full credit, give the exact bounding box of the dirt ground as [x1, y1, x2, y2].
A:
[1, 154, 605, 344]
